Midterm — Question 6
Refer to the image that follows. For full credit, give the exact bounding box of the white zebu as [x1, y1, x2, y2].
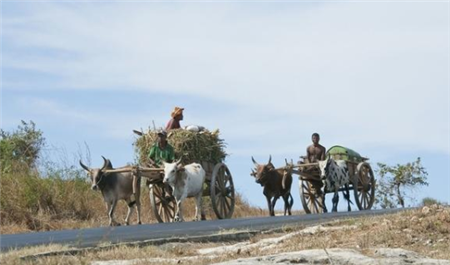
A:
[162, 160, 206, 222]
[318, 157, 352, 212]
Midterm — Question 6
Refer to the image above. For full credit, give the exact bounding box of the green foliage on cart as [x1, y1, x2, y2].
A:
[133, 128, 228, 165]
[327, 145, 366, 163]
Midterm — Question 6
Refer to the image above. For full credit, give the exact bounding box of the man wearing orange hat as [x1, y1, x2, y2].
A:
[166, 107, 184, 131]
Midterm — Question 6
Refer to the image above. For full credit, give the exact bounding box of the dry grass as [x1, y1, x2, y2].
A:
[0, 180, 266, 235]
[1, 127, 264, 234]
[2, 205, 449, 265]
[274, 205, 450, 260]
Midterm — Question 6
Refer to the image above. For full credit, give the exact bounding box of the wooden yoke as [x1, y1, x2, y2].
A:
[103, 166, 165, 192]
[273, 162, 319, 172]
[103, 167, 162, 174]
[271, 162, 321, 181]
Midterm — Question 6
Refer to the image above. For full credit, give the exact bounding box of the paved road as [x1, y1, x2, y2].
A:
[0, 208, 407, 252]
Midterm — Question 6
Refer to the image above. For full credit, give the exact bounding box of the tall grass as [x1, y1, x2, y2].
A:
[1, 123, 266, 234]
[0, 162, 265, 234]
[0, 162, 103, 233]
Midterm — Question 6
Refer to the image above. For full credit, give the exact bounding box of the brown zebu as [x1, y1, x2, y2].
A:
[251, 156, 294, 216]
[80, 157, 141, 226]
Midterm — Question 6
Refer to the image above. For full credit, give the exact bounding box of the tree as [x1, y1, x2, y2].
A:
[375, 157, 428, 208]
[0, 121, 45, 173]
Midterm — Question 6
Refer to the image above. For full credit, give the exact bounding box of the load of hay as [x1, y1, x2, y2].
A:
[133, 128, 227, 165]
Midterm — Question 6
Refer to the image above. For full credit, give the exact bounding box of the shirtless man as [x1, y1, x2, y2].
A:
[305, 132, 327, 212]
[306, 133, 326, 163]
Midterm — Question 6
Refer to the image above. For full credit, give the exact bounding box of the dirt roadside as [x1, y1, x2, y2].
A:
[2, 205, 449, 265]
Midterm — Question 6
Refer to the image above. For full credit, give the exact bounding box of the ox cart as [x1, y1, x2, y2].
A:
[102, 161, 235, 223]
[143, 161, 235, 223]
[293, 146, 376, 214]
[127, 128, 235, 223]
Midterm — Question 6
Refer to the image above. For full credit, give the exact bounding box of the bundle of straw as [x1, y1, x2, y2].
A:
[133, 128, 227, 165]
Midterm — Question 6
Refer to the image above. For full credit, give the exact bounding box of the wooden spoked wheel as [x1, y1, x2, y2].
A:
[354, 162, 376, 210]
[150, 183, 176, 223]
[210, 163, 235, 219]
[299, 178, 325, 214]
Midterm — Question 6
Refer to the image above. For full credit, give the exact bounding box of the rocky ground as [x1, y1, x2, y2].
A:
[2, 205, 449, 265]
[211, 248, 450, 265]
[92, 205, 450, 265]
[91, 227, 450, 265]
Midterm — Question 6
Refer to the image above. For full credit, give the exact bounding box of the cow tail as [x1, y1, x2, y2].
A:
[289, 193, 294, 209]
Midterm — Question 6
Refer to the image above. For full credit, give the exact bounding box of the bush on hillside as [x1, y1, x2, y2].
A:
[0, 121, 45, 174]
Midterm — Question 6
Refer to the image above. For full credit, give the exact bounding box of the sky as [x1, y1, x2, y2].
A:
[2, 1, 449, 212]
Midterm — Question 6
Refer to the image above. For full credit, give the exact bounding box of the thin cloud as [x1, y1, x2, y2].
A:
[2, 2, 449, 209]
[3, 2, 448, 154]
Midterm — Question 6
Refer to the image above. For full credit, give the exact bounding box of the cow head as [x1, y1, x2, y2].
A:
[79, 156, 111, 190]
[251, 155, 275, 186]
[318, 158, 334, 181]
[284, 159, 294, 174]
[162, 158, 184, 185]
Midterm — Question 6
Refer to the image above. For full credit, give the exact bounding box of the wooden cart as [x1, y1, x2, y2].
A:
[293, 145, 376, 214]
[137, 161, 235, 223]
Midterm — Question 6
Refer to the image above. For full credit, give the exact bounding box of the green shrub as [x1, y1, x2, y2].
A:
[1, 121, 45, 174]
[421, 197, 442, 206]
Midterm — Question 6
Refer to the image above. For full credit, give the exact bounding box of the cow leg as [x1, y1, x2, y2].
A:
[343, 184, 352, 212]
[266, 196, 273, 216]
[108, 200, 120, 226]
[134, 190, 142, 224]
[271, 197, 278, 216]
[124, 199, 135, 226]
[316, 184, 327, 213]
[288, 193, 294, 215]
[194, 193, 204, 221]
[174, 199, 184, 222]
[288, 194, 293, 215]
[321, 192, 328, 213]
[105, 201, 113, 226]
[283, 194, 291, 216]
[174, 199, 181, 222]
[332, 191, 339, 212]
[178, 200, 184, 222]
[136, 201, 142, 225]
[134, 183, 142, 225]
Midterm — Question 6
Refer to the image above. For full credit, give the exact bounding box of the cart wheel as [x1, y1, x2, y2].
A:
[299, 178, 325, 214]
[353, 162, 375, 210]
[150, 183, 176, 223]
[210, 163, 235, 219]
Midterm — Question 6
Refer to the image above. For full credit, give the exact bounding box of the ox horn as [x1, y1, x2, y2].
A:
[79, 160, 90, 172]
[251, 156, 259, 166]
[101, 156, 109, 171]
[268, 155, 272, 165]
[175, 157, 183, 166]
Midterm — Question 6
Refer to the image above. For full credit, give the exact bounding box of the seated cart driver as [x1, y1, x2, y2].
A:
[303, 132, 326, 210]
[306, 133, 326, 163]
[148, 130, 175, 167]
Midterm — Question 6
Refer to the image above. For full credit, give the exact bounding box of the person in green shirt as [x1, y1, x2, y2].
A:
[148, 130, 175, 167]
